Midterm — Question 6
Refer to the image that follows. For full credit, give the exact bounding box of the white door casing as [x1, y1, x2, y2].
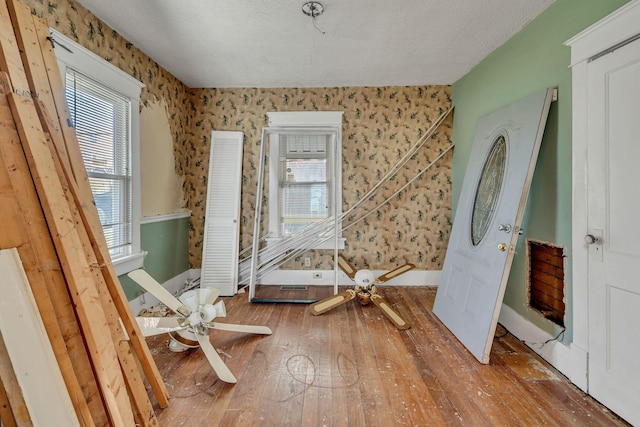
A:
[434, 88, 554, 363]
[201, 131, 243, 296]
[566, 2, 640, 424]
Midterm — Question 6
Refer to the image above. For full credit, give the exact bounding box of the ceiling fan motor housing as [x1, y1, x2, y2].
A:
[354, 269, 376, 305]
[168, 329, 200, 352]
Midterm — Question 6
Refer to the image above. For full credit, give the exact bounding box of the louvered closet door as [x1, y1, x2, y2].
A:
[201, 131, 243, 296]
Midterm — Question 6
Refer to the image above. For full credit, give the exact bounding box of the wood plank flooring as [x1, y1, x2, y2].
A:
[147, 286, 628, 426]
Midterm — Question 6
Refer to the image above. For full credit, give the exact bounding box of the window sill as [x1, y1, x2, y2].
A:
[265, 237, 345, 251]
[113, 251, 147, 276]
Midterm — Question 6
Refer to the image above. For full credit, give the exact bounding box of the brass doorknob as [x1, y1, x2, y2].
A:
[498, 243, 507, 252]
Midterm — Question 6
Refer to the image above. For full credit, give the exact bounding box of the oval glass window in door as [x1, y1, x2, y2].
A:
[471, 135, 507, 246]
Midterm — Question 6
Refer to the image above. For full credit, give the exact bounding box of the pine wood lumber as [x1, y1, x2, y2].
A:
[0, 0, 29, 93]
[6, 85, 134, 427]
[0, 333, 30, 426]
[6, 0, 68, 166]
[28, 11, 170, 408]
[0, 371, 18, 427]
[0, 74, 102, 427]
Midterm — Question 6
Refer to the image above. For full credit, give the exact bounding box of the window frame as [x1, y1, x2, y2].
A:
[51, 29, 145, 275]
[266, 111, 345, 250]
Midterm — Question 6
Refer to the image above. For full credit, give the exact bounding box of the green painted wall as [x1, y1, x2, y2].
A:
[451, 0, 629, 342]
[119, 217, 190, 300]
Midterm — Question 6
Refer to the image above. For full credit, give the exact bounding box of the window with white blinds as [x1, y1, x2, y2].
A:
[279, 134, 331, 236]
[51, 28, 144, 274]
[65, 70, 132, 257]
[266, 111, 345, 249]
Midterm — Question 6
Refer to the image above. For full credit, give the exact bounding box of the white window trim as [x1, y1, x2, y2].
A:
[50, 29, 145, 275]
[266, 111, 345, 250]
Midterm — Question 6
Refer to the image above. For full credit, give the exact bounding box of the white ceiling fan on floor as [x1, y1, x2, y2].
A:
[309, 254, 414, 330]
[128, 269, 272, 384]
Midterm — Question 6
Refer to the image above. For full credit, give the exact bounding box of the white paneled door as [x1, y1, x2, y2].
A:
[585, 37, 640, 425]
[434, 88, 554, 363]
[201, 131, 243, 296]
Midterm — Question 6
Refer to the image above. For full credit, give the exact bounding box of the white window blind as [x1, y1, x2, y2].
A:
[266, 111, 344, 250]
[279, 134, 331, 236]
[65, 70, 132, 257]
[51, 28, 144, 274]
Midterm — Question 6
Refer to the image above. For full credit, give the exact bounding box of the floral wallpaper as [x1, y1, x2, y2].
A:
[187, 86, 453, 271]
[20, 0, 190, 180]
[17, 0, 453, 274]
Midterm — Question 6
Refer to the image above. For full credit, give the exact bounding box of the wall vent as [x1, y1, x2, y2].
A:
[527, 239, 565, 327]
[279, 285, 309, 291]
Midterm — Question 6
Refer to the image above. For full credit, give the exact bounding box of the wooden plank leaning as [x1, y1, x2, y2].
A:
[28, 10, 170, 409]
[6, 77, 134, 426]
[0, 334, 29, 426]
[0, 76, 100, 427]
[0, 367, 18, 427]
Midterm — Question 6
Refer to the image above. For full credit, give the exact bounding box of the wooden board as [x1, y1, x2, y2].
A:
[0, 248, 80, 426]
[0, 334, 26, 426]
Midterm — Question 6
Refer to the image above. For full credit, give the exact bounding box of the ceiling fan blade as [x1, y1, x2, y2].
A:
[194, 329, 237, 384]
[309, 289, 356, 315]
[207, 322, 272, 335]
[336, 254, 357, 280]
[135, 316, 186, 337]
[371, 294, 411, 330]
[128, 269, 190, 316]
[375, 263, 416, 284]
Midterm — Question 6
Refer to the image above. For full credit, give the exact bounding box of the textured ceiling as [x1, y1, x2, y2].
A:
[75, 0, 555, 88]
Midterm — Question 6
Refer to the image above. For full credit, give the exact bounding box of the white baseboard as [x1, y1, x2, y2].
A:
[257, 269, 442, 287]
[498, 304, 573, 379]
[569, 343, 589, 392]
[128, 269, 200, 315]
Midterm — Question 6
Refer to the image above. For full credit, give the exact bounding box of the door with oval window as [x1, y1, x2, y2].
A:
[433, 88, 554, 363]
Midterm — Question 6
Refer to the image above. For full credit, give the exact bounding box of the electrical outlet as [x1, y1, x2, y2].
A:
[313, 272, 322, 279]
[304, 257, 311, 267]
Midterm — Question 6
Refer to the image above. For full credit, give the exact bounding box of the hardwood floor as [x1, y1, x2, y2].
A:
[147, 286, 627, 426]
